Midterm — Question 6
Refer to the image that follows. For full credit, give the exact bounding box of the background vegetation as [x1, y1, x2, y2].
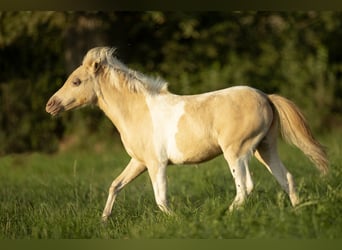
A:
[0, 11, 341, 154]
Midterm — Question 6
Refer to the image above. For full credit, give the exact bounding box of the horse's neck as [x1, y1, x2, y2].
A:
[96, 81, 150, 135]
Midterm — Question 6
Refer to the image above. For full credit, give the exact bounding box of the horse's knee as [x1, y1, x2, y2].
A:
[109, 181, 123, 195]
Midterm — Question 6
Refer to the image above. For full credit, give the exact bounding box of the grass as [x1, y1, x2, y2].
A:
[0, 132, 341, 239]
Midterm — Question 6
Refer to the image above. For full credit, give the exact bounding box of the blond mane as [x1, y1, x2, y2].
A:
[83, 47, 168, 94]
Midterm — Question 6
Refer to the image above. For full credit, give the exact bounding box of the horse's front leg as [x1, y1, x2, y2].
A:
[102, 158, 146, 222]
[147, 162, 173, 214]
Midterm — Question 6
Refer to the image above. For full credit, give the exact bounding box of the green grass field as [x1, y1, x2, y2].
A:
[0, 132, 341, 239]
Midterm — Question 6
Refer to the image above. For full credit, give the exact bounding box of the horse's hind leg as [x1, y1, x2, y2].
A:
[254, 130, 300, 207]
[223, 150, 253, 211]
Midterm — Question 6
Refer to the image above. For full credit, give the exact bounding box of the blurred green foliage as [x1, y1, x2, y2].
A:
[0, 11, 341, 154]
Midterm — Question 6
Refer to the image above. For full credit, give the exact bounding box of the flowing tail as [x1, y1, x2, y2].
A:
[268, 94, 329, 175]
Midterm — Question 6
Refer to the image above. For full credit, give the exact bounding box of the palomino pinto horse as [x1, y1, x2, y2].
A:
[46, 47, 328, 221]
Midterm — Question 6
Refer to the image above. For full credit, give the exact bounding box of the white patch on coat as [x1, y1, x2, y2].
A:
[146, 95, 185, 164]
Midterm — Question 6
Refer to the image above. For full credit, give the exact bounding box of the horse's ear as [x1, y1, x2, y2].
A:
[92, 60, 102, 74]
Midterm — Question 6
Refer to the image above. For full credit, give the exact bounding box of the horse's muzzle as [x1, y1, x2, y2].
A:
[46, 96, 64, 116]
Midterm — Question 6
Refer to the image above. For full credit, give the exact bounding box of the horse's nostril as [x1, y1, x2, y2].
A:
[46, 99, 55, 109]
[46, 97, 63, 115]
[47, 100, 54, 107]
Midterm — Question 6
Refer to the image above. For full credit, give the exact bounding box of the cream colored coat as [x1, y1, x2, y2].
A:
[46, 47, 328, 222]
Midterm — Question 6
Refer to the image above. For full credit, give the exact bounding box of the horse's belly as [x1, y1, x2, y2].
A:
[168, 134, 222, 165]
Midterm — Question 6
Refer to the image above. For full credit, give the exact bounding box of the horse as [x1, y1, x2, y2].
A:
[46, 47, 328, 222]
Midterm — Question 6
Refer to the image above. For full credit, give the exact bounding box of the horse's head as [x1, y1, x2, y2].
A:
[46, 49, 104, 116]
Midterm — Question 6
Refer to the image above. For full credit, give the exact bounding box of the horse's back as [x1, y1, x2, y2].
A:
[181, 86, 272, 134]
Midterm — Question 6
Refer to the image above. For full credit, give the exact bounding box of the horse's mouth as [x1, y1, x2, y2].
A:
[46, 97, 64, 116]
[46, 97, 77, 116]
[47, 106, 64, 116]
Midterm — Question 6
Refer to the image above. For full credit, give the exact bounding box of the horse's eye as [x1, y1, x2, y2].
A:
[72, 78, 82, 86]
